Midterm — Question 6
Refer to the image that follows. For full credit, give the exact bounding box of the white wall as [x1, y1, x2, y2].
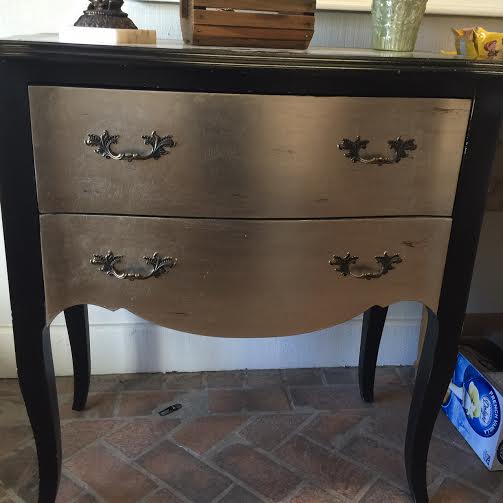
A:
[0, 0, 502, 376]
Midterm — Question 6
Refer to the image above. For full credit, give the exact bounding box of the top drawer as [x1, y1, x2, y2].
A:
[29, 87, 470, 218]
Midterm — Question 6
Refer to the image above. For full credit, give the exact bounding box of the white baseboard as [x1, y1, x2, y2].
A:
[0, 314, 420, 378]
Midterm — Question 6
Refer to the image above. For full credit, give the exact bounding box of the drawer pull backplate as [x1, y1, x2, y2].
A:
[91, 251, 176, 281]
[86, 130, 176, 162]
[330, 251, 402, 280]
[338, 136, 416, 165]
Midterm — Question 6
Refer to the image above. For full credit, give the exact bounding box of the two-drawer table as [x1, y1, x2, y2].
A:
[0, 37, 502, 503]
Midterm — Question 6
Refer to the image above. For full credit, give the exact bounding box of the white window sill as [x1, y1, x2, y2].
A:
[130, 0, 503, 18]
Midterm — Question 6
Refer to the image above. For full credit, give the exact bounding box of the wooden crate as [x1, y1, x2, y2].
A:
[180, 0, 315, 49]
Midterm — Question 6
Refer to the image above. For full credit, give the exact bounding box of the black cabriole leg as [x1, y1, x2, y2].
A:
[359, 305, 388, 403]
[0, 71, 63, 503]
[405, 307, 461, 503]
[404, 87, 501, 502]
[14, 325, 61, 503]
[65, 305, 91, 411]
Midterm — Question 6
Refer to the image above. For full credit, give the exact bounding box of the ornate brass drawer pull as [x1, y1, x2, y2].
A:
[338, 136, 417, 165]
[91, 251, 176, 281]
[329, 251, 402, 280]
[85, 130, 176, 162]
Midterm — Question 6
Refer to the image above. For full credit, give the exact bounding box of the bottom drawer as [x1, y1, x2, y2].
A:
[40, 215, 451, 338]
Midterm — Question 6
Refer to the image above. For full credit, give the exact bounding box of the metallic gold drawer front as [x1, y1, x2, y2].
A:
[40, 215, 451, 337]
[30, 86, 470, 218]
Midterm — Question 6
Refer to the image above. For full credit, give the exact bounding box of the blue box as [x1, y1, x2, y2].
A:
[442, 352, 503, 470]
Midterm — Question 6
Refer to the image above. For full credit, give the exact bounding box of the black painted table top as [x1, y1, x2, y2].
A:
[2, 33, 503, 75]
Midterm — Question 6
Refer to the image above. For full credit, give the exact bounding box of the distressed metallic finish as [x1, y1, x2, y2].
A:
[330, 251, 402, 280]
[338, 136, 417, 165]
[85, 130, 176, 162]
[91, 251, 176, 281]
[371, 0, 428, 51]
[74, 1, 138, 29]
[41, 215, 450, 334]
[30, 87, 471, 218]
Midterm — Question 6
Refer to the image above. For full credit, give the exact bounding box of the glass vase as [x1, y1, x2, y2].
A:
[372, 0, 428, 52]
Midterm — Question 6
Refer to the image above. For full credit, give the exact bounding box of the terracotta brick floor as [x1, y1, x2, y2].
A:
[0, 367, 502, 502]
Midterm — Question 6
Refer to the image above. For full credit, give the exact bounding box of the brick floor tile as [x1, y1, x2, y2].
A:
[173, 415, 246, 454]
[144, 488, 183, 502]
[139, 440, 231, 503]
[87, 373, 164, 393]
[301, 413, 365, 448]
[291, 386, 371, 411]
[361, 479, 412, 502]
[365, 409, 408, 447]
[290, 484, 344, 502]
[3, 368, 499, 503]
[283, 369, 323, 386]
[56, 475, 83, 502]
[0, 379, 21, 397]
[56, 377, 75, 395]
[74, 493, 99, 503]
[246, 388, 291, 412]
[0, 395, 29, 426]
[396, 366, 415, 385]
[59, 393, 118, 420]
[246, 370, 282, 388]
[170, 390, 210, 418]
[214, 443, 300, 502]
[0, 424, 33, 457]
[89, 374, 125, 393]
[163, 372, 203, 390]
[219, 485, 262, 503]
[0, 487, 17, 503]
[62, 419, 125, 459]
[430, 478, 489, 503]
[18, 481, 38, 503]
[65, 443, 156, 503]
[323, 368, 357, 385]
[209, 389, 243, 413]
[275, 436, 371, 500]
[374, 367, 402, 387]
[341, 436, 437, 490]
[207, 371, 245, 388]
[122, 373, 164, 391]
[240, 414, 309, 451]
[105, 417, 180, 459]
[433, 412, 470, 450]
[428, 438, 502, 493]
[117, 391, 182, 417]
[209, 388, 290, 413]
[0, 446, 37, 492]
[373, 386, 411, 410]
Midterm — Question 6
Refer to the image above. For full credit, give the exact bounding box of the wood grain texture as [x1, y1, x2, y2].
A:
[29, 87, 470, 219]
[191, 37, 310, 49]
[40, 215, 451, 337]
[193, 0, 316, 13]
[181, 0, 314, 47]
[193, 10, 315, 30]
[194, 25, 312, 41]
